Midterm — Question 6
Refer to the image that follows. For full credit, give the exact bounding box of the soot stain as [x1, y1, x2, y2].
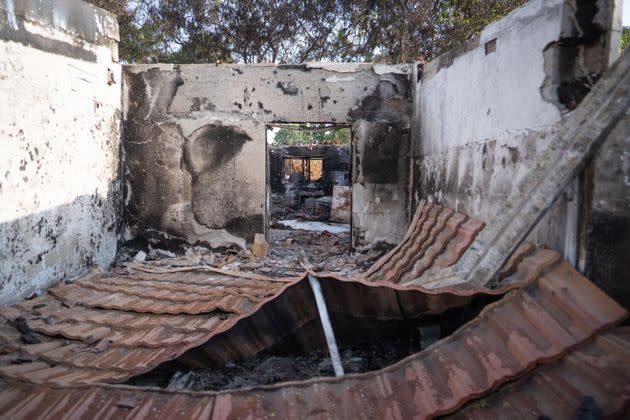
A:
[185, 125, 253, 176]
[276, 81, 299, 96]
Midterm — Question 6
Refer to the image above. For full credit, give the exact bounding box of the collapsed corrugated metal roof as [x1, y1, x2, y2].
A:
[0, 201, 627, 418]
[0, 269, 297, 385]
[4, 326, 627, 419]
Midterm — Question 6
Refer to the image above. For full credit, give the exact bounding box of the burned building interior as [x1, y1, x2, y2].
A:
[0, 0, 630, 418]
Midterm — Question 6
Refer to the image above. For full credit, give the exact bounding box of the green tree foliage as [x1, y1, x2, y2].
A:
[87, 0, 527, 64]
[84, 0, 167, 62]
[622, 27, 630, 50]
[273, 126, 351, 145]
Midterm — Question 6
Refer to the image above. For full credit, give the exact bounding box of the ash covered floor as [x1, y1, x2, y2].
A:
[127, 333, 425, 391]
[116, 225, 384, 279]
[246, 227, 380, 277]
[126, 296, 492, 392]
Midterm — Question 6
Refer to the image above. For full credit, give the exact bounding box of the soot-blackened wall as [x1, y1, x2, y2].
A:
[412, 0, 627, 306]
[412, 0, 621, 262]
[268, 144, 350, 194]
[123, 63, 412, 246]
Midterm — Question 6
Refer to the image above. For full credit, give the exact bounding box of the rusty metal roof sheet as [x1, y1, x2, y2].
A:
[0, 201, 627, 418]
[449, 327, 630, 419]
[0, 264, 626, 418]
[2, 326, 627, 419]
[365, 200, 488, 285]
[191, 259, 627, 418]
[0, 270, 297, 385]
[0, 209, 569, 388]
[0, 251, 626, 417]
[0, 246, 583, 385]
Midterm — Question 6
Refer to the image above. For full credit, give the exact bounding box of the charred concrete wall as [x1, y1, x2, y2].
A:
[123, 63, 411, 246]
[411, 0, 620, 263]
[0, 0, 122, 303]
[579, 114, 630, 309]
[353, 122, 409, 249]
[576, 0, 629, 308]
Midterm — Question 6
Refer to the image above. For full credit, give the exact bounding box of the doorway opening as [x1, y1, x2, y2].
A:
[265, 123, 353, 266]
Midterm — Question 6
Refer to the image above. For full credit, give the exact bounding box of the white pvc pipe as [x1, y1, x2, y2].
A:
[307, 274, 345, 376]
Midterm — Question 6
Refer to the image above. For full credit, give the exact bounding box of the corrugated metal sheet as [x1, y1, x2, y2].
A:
[0, 208, 567, 386]
[0, 270, 298, 385]
[449, 327, 630, 419]
[198, 260, 627, 419]
[0, 200, 627, 418]
[365, 200, 490, 286]
[1, 327, 626, 419]
[0, 276, 625, 418]
[0, 247, 583, 384]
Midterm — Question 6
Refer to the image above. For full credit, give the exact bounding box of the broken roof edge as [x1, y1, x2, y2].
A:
[127, 271, 629, 418]
[6, 297, 625, 401]
[450, 327, 630, 419]
[0, 250, 601, 385]
[421, 0, 564, 78]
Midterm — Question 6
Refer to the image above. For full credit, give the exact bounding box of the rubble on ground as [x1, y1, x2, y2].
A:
[115, 225, 385, 277]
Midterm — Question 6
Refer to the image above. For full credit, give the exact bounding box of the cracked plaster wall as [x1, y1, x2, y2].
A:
[0, 0, 122, 303]
[123, 63, 411, 246]
[411, 0, 620, 264]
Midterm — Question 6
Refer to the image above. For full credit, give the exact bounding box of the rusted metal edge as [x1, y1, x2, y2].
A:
[364, 199, 430, 277]
[0, 252, 561, 384]
[449, 327, 630, 419]
[2, 249, 624, 390]
[0, 280, 625, 420]
[385, 208, 455, 283]
[0, 263, 544, 384]
[266, 281, 626, 391]
[312, 251, 557, 297]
